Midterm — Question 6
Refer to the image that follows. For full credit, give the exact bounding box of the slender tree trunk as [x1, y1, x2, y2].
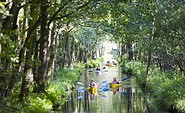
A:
[146, 19, 155, 76]
[19, 1, 39, 101]
[47, 21, 58, 79]
[120, 43, 125, 61]
[84, 50, 88, 64]
[37, 0, 50, 93]
[66, 34, 72, 67]
[33, 41, 39, 84]
[146, 50, 152, 75]
[76, 45, 83, 62]
[74, 44, 78, 61]
[2, 1, 21, 31]
[127, 43, 133, 61]
[1, 1, 21, 99]
[69, 36, 75, 67]
[62, 32, 69, 67]
[53, 29, 59, 76]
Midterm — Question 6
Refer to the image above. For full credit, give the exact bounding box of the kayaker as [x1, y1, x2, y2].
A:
[88, 79, 98, 99]
[112, 77, 119, 84]
[112, 61, 117, 65]
[96, 66, 101, 71]
[111, 77, 120, 95]
[89, 79, 96, 87]
[105, 61, 110, 66]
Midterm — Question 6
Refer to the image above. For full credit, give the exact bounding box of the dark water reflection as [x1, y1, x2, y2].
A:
[62, 66, 147, 113]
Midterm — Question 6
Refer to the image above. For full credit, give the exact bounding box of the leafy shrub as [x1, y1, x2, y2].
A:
[120, 60, 185, 112]
[24, 93, 53, 113]
[73, 62, 85, 73]
[46, 80, 66, 106]
[119, 55, 129, 69]
[121, 61, 147, 87]
[124, 61, 146, 76]
[176, 98, 185, 113]
[147, 71, 185, 112]
[85, 57, 103, 68]
[119, 55, 146, 76]
[55, 67, 81, 84]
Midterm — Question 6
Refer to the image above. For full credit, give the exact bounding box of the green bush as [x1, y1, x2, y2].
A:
[121, 61, 147, 85]
[55, 67, 81, 84]
[24, 93, 53, 113]
[147, 71, 185, 112]
[85, 57, 103, 68]
[120, 59, 185, 112]
[176, 98, 185, 113]
[0, 62, 84, 113]
[124, 61, 146, 76]
[119, 55, 129, 69]
[119, 55, 146, 76]
[46, 80, 66, 106]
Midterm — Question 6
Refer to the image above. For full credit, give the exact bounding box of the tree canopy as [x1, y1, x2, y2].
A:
[0, 0, 185, 112]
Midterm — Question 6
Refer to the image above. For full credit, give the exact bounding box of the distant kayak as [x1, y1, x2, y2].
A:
[105, 63, 116, 67]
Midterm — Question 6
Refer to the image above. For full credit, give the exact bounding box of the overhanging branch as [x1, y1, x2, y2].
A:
[48, 0, 92, 25]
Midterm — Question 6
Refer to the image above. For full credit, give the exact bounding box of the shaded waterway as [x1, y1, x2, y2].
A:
[62, 65, 148, 113]
[62, 41, 148, 113]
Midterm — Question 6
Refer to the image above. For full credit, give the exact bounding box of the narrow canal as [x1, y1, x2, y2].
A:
[62, 42, 148, 113]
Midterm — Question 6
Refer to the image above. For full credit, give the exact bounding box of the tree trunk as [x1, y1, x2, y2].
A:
[69, 36, 75, 68]
[66, 34, 71, 67]
[78, 47, 83, 62]
[127, 43, 133, 61]
[84, 50, 88, 64]
[47, 21, 58, 79]
[37, 0, 50, 93]
[33, 41, 39, 84]
[19, 1, 39, 101]
[1, 0, 21, 99]
[146, 50, 152, 75]
[2, 1, 21, 31]
[120, 43, 125, 61]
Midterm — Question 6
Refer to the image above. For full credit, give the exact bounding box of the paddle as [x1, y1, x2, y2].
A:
[121, 76, 131, 81]
[77, 95, 84, 99]
[120, 92, 128, 95]
[102, 87, 109, 92]
[102, 80, 107, 83]
[78, 89, 85, 93]
[78, 86, 84, 90]
[101, 94, 107, 98]
[76, 82, 84, 85]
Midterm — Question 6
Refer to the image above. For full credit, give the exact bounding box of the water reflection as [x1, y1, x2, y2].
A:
[62, 67, 147, 113]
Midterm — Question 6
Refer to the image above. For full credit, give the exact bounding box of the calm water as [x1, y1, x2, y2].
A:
[62, 66, 147, 113]
[62, 41, 147, 113]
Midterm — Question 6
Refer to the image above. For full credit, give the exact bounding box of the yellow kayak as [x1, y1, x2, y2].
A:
[110, 64, 115, 68]
[88, 86, 97, 95]
[110, 83, 121, 89]
[106, 64, 115, 67]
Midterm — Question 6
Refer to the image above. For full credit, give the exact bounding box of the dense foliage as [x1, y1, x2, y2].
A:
[120, 57, 185, 112]
[0, 0, 184, 112]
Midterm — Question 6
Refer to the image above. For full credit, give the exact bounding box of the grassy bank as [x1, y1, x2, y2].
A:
[119, 58, 185, 113]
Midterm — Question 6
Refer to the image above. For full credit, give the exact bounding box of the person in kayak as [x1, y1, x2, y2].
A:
[88, 79, 97, 99]
[112, 61, 117, 65]
[95, 66, 101, 71]
[112, 77, 119, 84]
[111, 77, 120, 95]
[89, 79, 96, 87]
